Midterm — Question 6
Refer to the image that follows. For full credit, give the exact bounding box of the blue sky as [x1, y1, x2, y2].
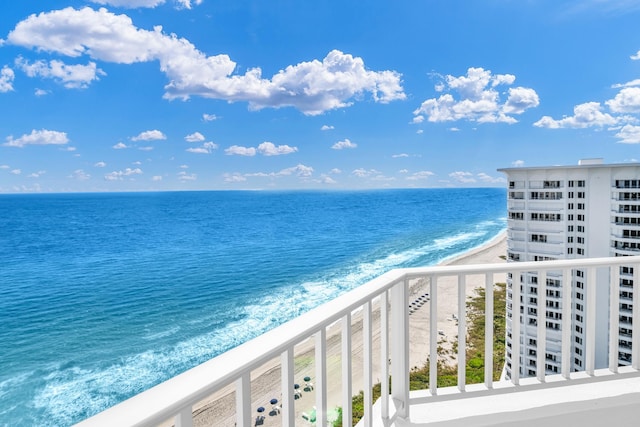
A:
[1, 0, 640, 193]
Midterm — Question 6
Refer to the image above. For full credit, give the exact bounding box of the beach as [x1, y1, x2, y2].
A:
[189, 231, 507, 427]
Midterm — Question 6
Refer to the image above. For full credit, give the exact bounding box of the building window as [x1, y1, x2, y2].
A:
[578, 192, 585, 198]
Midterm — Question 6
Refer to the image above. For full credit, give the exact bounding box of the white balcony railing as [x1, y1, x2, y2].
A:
[77, 256, 640, 427]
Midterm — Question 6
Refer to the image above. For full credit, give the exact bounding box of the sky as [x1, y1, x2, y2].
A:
[1, 0, 640, 193]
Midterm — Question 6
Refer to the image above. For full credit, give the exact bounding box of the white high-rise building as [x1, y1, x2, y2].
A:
[498, 159, 640, 379]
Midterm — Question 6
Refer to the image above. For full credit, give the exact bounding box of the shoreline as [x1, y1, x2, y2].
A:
[190, 231, 508, 426]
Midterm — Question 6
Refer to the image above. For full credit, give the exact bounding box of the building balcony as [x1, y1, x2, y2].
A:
[77, 257, 640, 427]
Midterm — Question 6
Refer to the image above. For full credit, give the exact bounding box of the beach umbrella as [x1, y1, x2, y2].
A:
[270, 398, 278, 405]
[257, 407, 265, 413]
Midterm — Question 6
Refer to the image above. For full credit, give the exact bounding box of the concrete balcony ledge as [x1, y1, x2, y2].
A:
[369, 368, 640, 427]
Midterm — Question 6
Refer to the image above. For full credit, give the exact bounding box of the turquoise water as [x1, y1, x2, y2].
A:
[0, 188, 506, 425]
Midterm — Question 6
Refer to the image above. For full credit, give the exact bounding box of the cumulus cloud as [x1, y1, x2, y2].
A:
[11, 169, 21, 175]
[332, 138, 357, 150]
[257, 141, 297, 156]
[225, 142, 297, 156]
[90, 0, 166, 7]
[113, 142, 128, 149]
[178, 171, 197, 181]
[0, 66, 15, 92]
[406, 171, 434, 181]
[615, 124, 640, 144]
[186, 141, 217, 153]
[70, 169, 90, 180]
[244, 164, 314, 179]
[94, 161, 106, 167]
[34, 88, 50, 96]
[223, 173, 247, 183]
[321, 125, 334, 131]
[184, 131, 205, 142]
[477, 172, 506, 183]
[533, 102, 619, 128]
[15, 56, 105, 88]
[605, 87, 640, 113]
[4, 129, 69, 147]
[105, 167, 143, 180]
[6, 8, 404, 115]
[449, 171, 476, 183]
[202, 113, 219, 121]
[131, 130, 166, 141]
[225, 145, 256, 156]
[413, 67, 539, 124]
[352, 168, 381, 178]
[512, 159, 525, 167]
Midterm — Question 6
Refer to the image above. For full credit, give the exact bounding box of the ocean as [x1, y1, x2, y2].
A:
[0, 188, 506, 426]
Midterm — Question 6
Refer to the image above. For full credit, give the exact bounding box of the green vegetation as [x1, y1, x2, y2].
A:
[333, 282, 506, 426]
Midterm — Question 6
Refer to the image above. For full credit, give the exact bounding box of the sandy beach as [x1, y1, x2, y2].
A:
[190, 232, 507, 426]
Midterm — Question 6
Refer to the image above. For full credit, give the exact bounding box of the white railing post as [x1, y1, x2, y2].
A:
[236, 374, 251, 427]
[511, 270, 521, 385]
[561, 268, 572, 379]
[363, 301, 373, 427]
[380, 290, 390, 420]
[457, 274, 466, 391]
[429, 275, 438, 396]
[174, 406, 193, 427]
[609, 266, 620, 373]
[391, 279, 409, 420]
[586, 267, 596, 375]
[484, 273, 494, 389]
[342, 313, 353, 426]
[281, 348, 295, 426]
[315, 328, 327, 427]
[537, 270, 547, 383]
[633, 265, 640, 370]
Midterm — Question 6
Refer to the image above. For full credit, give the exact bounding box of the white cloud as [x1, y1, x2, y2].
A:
[15, 57, 105, 89]
[94, 161, 106, 167]
[352, 168, 380, 178]
[28, 170, 46, 178]
[0, 66, 15, 92]
[449, 127, 460, 132]
[632, 50, 640, 60]
[414, 67, 539, 124]
[105, 167, 143, 180]
[411, 115, 424, 124]
[131, 130, 166, 141]
[175, 0, 203, 9]
[203, 113, 219, 122]
[330, 168, 341, 174]
[606, 87, 640, 113]
[612, 78, 640, 88]
[406, 171, 434, 181]
[321, 125, 334, 131]
[113, 142, 128, 149]
[257, 141, 298, 156]
[138, 146, 154, 151]
[34, 88, 50, 96]
[11, 169, 22, 175]
[534, 102, 619, 128]
[512, 159, 525, 167]
[477, 172, 506, 183]
[224, 173, 247, 183]
[70, 169, 90, 180]
[245, 164, 314, 179]
[449, 171, 476, 183]
[392, 153, 409, 158]
[503, 87, 540, 114]
[4, 129, 69, 147]
[332, 138, 357, 150]
[90, 0, 165, 8]
[0, 165, 9, 169]
[7, 8, 404, 115]
[186, 141, 217, 154]
[225, 145, 256, 156]
[615, 124, 640, 144]
[318, 174, 337, 184]
[184, 131, 205, 142]
[152, 175, 163, 181]
[179, 164, 189, 169]
[178, 171, 197, 181]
